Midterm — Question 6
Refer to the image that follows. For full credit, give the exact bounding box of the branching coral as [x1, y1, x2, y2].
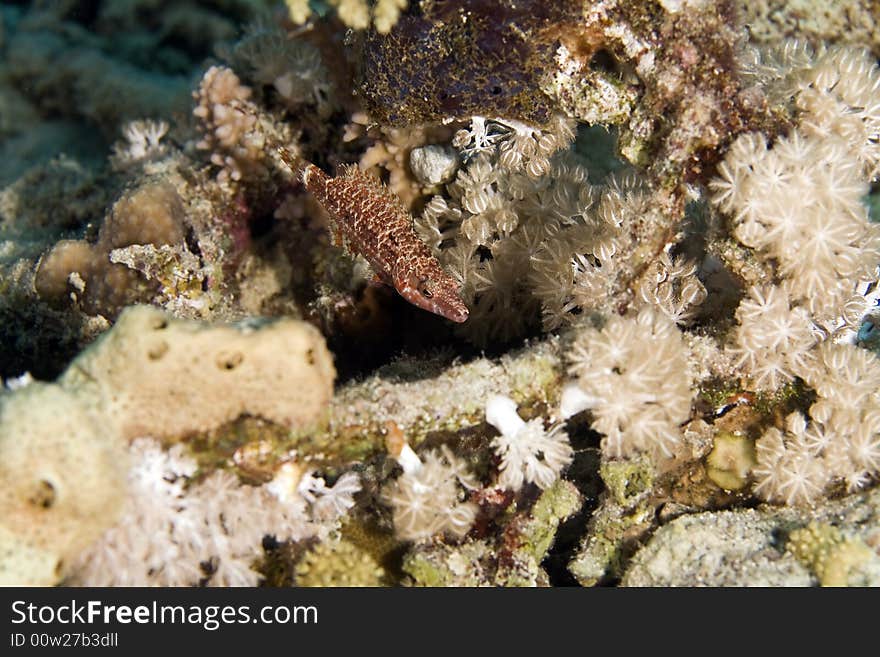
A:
[6, 8, 191, 138]
[193, 65, 294, 183]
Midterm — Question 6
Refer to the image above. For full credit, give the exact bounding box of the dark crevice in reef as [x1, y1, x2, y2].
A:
[327, 299, 483, 384]
[544, 424, 604, 587]
[326, 291, 548, 384]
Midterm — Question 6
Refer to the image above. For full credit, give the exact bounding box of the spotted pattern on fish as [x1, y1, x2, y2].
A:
[277, 147, 469, 323]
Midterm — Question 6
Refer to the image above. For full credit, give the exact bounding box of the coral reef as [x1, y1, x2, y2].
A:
[622, 486, 880, 586]
[2, 0, 880, 588]
[35, 181, 188, 317]
[739, 1, 880, 57]
[402, 480, 581, 586]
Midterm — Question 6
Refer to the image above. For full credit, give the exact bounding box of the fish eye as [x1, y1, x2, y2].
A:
[416, 278, 433, 298]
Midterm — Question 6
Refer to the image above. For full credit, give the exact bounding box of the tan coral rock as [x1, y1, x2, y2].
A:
[35, 181, 187, 317]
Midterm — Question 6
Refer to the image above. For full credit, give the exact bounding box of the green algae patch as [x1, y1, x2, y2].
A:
[519, 480, 582, 562]
[569, 455, 657, 586]
[403, 479, 580, 587]
[600, 456, 654, 507]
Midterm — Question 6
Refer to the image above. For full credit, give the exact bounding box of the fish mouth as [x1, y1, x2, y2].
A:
[427, 296, 469, 323]
[424, 299, 469, 323]
[446, 305, 469, 323]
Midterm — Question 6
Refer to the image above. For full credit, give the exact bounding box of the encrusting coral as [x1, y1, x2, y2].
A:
[786, 521, 880, 587]
[193, 65, 295, 185]
[739, 1, 880, 58]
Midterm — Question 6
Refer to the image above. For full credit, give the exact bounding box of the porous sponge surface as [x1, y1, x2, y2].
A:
[0, 383, 125, 585]
[61, 305, 336, 439]
[0, 306, 335, 584]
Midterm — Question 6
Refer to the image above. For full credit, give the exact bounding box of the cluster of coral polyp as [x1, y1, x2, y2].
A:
[1, 1, 879, 586]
